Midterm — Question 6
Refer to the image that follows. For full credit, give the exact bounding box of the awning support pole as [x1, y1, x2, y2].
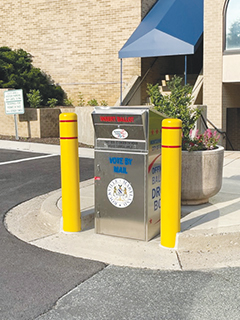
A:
[184, 55, 187, 85]
[120, 59, 123, 106]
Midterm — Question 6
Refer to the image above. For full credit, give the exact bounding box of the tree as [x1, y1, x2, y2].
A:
[226, 19, 240, 49]
[0, 47, 64, 106]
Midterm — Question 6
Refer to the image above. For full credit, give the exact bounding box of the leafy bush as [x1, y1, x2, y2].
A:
[87, 99, 98, 106]
[77, 92, 85, 106]
[147, 75, 202, 140]
[0, 46, 64, 107]
[26, 89, 42, 108]
[100, 100, 108, 106]
[63, 97, 74, 106]
[47, 98, 58, 108]
[77, 92, 108, 107]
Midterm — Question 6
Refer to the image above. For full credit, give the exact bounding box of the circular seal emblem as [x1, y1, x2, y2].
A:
[107, 178, 134, 208]
[112, 128, 128, 139]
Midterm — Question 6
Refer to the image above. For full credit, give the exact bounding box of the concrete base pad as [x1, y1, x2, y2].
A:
[5, 181, 181, 271]
[4, 150, 240, 271]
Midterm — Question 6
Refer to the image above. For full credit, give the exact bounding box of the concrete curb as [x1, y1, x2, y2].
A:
[40, 180, 95, 232]
[40, 189, 62, 233]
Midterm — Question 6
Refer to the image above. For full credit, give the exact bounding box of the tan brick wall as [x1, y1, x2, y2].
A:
[0, 1, 156, 106]
[204, 0, 240, 150]
[203, 0, 225, 130]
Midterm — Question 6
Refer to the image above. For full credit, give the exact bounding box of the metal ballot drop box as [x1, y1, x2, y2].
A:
[92, 106, 165, 241]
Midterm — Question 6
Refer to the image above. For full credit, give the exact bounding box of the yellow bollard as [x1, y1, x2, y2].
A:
[59, 113, 81, 232]
[161, 119, 182, 248]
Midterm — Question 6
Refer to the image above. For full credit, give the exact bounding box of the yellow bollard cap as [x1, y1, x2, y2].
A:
[59, 113, 78, 139]
[162, 118, 182, 128]
[59, 113, 77, 121]
[162, 119, 182, 148]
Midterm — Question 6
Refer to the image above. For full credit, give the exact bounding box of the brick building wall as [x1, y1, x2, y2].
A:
[204, 0, 240, 149]
[0, 0, 156, 106]
[203, 0, 225, 131]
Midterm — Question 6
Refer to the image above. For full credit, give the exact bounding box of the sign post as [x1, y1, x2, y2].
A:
[4, 89, 25, 140]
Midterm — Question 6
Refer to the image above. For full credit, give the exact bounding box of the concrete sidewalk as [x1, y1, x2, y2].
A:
[3, 140, 240, 271]
[0, 139, 94, 158]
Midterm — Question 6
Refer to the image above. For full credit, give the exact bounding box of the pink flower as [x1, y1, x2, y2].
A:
[185, 128, 220, 151]
[213, 131, 220, 140]
[204, 129, 212, 139]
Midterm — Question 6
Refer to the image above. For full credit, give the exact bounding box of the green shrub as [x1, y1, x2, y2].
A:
[47, 98, 58, 108]
[26, 89, 42, 108]
[100, 100, 108, 106]
[0, 46, 64, 106]
[87, 99, 98, 106]
[63, 97, 74, 106]
[77, 92, 85, 106]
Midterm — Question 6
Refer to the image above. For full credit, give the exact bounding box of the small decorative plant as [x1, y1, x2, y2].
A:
[203, 129, 220, 150]
[87, 98, 108, 106]
[87, 99, 98, 106]
[26, 89, 42, 108]
[74, 91, 108, 107]
[78, 92, 85, 107]
[63, 97, 74, 106]
[47, 98, 58, 108]
[183, 129, 220, 151]
[100, 100, 108, 106]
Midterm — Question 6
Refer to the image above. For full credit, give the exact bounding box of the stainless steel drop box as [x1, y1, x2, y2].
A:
[92, 106, 165, 241]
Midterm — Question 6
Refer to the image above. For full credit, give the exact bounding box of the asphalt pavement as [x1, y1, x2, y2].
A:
[1, 140, 240, 319]
[0, 145, 105, 320]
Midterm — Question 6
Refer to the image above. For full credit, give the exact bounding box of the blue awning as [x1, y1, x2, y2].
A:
[119, 0, 203, 59]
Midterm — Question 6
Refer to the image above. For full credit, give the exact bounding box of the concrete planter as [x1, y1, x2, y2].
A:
[181, 146, 224, 205]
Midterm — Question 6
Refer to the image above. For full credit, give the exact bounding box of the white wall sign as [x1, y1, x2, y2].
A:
[4, 89, 25, 115]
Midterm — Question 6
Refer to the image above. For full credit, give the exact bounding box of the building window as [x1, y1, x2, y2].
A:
[225, 0, 240, 50]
